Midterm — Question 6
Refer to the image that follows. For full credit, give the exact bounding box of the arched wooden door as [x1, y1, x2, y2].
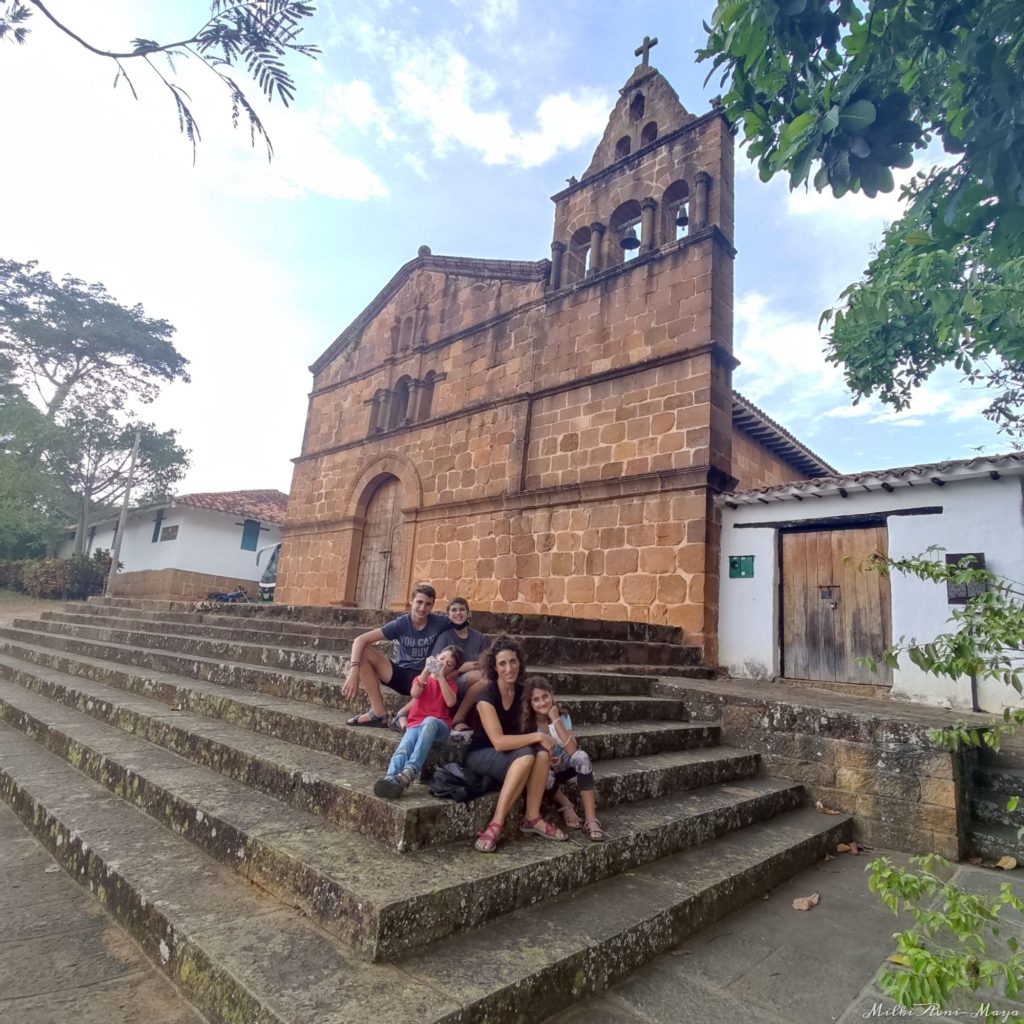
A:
[354, 476, 404, 609]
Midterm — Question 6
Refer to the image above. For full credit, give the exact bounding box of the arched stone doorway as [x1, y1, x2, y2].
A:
[354, 474, 405, 609]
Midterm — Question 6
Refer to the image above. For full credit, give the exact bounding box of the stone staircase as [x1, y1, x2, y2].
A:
[0, 598, 851, 1023]
[969, 737, 1024, 860]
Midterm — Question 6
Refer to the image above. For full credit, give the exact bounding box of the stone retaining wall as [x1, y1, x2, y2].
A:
[666, 683, 969, 858]
[109, 568, 256, 602]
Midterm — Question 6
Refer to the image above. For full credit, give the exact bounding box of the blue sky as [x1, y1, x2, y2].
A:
[2, 0, 1006, 495]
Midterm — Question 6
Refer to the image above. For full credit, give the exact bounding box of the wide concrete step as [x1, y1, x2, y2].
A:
[27, 611, 693, 670]
[0, 665, 752, 851]
[42, 608, 368, 648]
[86, 596, 688, 645]
[0, 728, 850, 1024]
[0, 716, 799, 962]
[587, 661, 722, 681]
[0, 644, 709, 769]
[970, 788, 1024, 829]
[32, 614, 664, 695]
[17, 617, 354, 674]
[968, 821, 1024, 861]
[0, 631, 685, 723]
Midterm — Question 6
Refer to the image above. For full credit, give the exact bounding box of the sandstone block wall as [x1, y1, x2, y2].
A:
[732, 430, 811, 491]
[109, 568, 256, 602]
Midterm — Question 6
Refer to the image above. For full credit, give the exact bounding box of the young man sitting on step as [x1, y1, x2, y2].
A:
[342, 583, 450, 727]
[389, 596, 489, 734]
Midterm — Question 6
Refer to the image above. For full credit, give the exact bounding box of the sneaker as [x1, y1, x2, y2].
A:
[374, 776, 405, 800]
[397, 767, 417, 788]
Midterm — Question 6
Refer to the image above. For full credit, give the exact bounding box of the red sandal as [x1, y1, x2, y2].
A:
[520, 815, 567, 841]
[474, 820, 504, 853]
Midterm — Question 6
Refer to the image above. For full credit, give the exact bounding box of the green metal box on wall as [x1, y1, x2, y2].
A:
[729, 555, 754, 579]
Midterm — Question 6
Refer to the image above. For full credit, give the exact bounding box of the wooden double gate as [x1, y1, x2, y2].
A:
[781, 525, 893, 686]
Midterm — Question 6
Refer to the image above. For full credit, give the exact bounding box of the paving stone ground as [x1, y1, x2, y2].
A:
[550, 850, 1024, 1024]
[0, 800, 204, 1024]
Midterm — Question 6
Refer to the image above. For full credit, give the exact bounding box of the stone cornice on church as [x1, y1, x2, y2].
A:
[304, 225, 737, 404]
[294, 341, 735, 465]
[309, 253, 550, 376]
[282, 462, 737, 538]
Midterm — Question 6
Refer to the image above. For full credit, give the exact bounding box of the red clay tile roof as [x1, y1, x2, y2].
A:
[720, 452, 1024, 505]
[174, 489, 288, 523]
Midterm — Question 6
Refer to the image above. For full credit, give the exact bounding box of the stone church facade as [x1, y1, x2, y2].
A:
[277, 53, 830, 660]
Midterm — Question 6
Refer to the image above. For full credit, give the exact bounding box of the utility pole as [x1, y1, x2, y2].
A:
[105, 427, 141, 597]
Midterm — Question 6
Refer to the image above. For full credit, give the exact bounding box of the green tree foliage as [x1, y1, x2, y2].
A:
[0, 1, 319, 158]
[55, 411, 189, 554]
[0, 389, 70, 557]
[699, 0, 1024, 434]
[0, 259, 189, 417]
[858, 553, 1024, 1013]
[0, 259, 190, 557]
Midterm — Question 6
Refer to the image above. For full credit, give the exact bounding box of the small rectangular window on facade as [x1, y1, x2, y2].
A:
[240, 519, 261, 551]
[160, 524, 179, 542]
[945, 552, 986, 604]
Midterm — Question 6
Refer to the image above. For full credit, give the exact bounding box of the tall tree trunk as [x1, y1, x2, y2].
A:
[74, 492, 89, 555]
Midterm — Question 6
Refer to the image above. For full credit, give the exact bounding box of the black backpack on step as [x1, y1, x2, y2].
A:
[428, 761, 492, 802]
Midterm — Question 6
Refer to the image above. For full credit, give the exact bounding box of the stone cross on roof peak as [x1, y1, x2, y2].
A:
[634, 34, 658, 66]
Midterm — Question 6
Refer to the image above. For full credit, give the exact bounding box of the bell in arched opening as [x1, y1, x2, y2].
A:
[620, 226, 640, 250]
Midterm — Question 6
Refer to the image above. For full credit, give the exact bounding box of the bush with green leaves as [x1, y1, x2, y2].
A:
[860, 552, 1024, 1014]
[18, 550, 111, 600]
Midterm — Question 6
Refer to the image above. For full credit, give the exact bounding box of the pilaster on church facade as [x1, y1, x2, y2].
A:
[278, 46, 828, 660]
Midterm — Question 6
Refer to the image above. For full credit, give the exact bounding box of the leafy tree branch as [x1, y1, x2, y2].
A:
[857, 550, 1024, 1013]
[1, 1, 320, 157]
[699, 0, 1024, 435]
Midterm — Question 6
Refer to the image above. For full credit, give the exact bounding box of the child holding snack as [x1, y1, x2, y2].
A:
[373, 646, 465, 799]
[520, 676, 606, 841]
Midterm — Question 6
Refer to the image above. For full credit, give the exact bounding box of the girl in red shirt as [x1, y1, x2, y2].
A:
[374, 646, 465, 799]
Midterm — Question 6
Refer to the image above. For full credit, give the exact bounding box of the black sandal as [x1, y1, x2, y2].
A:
[388, 712, 408, 735]
[346, 710, 389, 728]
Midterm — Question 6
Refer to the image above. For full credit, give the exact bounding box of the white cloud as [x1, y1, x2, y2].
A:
[209, 105, 389, 201]
[0, 13, 379, 494]
[823, 404, 874, 420]
[320, 79, 397, 140]
[391, 40, 609, 167]
[733, 291, 843, 404]
[784, 141, 958, 228]
[451, 0, 519, 34]
[336, 21, 608, 170]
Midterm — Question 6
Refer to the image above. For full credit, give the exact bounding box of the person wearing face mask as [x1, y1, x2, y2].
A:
[389, 596, 488, 735]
